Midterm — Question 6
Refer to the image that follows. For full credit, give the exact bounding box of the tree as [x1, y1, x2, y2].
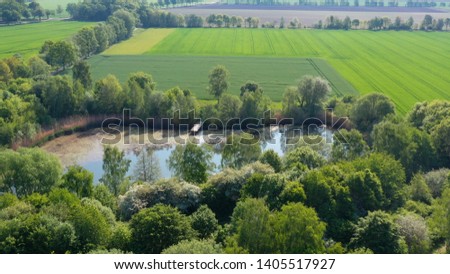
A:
[72, 61, 92, 89]
[93, 23, 110, 53]
[61, 165, 94, 199]
[111, 10, 136, 39]
[190, 205, 219, 239]
[0, 60, 13, 84]
[270, 203, 326, 253]
[230, 198, 272, 253]
[39, 76, 76, 118]
[283, 146, 326, 171]
[260, 149, 282, 173]
[350, 93, 395, 132]
[297, 75, 331, 116]
[27, 56, 50, 79]
[126, 72, 156, 118]
[56, 5, 63, 15]
[350, 210, 406, 254]
[100, 146, 131, 196]
[133, 147, 161, 182]
[73, 27, 98, 59]
[332, 129, 368, 161]
[218, 94, 242, 122]
[118, 179, 201, 220]
[241, 173, 288, 210]
[423, 168, 450, 198]
[162, 239, 223, 254]
[341, 153, 406, 211]
[130, 204, 194, 254]
[69, 201, 113, 252]
[372, 119, 436, 177]
[44, 41, 77, 70]
[346, 169, 384, 215]
[239, 89, 271, 120]
[0, 213, 76, 254]
[343, 16, 352, 30]
[208, 65, 230, 103]
[408, 174, 433, 205]
[240, 81, 263, 97]
[0, 148, 62, 197]
[108, 222, 131, 252]
[168, 143, 214, 184]
[421, 14, 433, 30]
[431, 118, 450, 165]
[395, 213, 430, 254]
[201, 163, 274, 222]
[94, 74, 125, 114]
[222, 133, 262, 169]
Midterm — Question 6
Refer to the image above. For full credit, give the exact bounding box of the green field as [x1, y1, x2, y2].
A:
[89, 55, 357, 100]
[103, 29, 175, 55]
[0, 20, 94, 59]
[94, 28, 450, 114]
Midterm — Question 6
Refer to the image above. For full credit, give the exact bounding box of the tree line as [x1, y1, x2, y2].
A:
[0, 0, 62, 24]
[223, 0, 447, 8]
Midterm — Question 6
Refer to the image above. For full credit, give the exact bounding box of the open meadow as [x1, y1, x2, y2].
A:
[94, 28, 450, 114]
[89, 54, 357, 100]
[0, 20, 95, 59]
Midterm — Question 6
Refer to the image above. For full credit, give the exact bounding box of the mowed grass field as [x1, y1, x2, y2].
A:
[146, 28, 450, 114]
[103, 29, 175, 55]
[0, 21, 94, 59]
[89, 55, 357, 100]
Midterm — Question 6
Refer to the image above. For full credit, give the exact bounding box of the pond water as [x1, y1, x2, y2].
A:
[41, 126, 333, 183]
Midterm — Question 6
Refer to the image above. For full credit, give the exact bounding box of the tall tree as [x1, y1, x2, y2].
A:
[94, 74, 125, 114]
[100, 146, 131, 196]
[73, 27, 98, 59]
[61, 165, 94, 198]
[350, 210, 406, 254]
[208, 65, 230, 103]
[133, 147, 161, 182]
[168, 143, 214, 184]
[44, 41, 77, 70]
[351, 93, 395, 132]
[72, 61, 92, 89]
[297, 75, 331, 116]
[0, 148, 62, 197]
[130, 204, 194, 254]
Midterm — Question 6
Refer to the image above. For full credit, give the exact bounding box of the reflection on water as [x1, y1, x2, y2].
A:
[42, 127, 333, 183]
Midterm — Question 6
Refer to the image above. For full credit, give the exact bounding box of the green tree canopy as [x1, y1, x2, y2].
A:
[350, 210, 406, 254]
[0, 148, 62, 197]
[130, 204, 194, 254]
[168, 143, 214, 184]
[351, 93, 395, 132]
[208, 65, 230, 103]
[100, 146, 131, 196]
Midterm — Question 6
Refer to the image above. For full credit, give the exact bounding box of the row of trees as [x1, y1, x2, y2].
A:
[223, 0, 447, 7]
[313, 15, 450, 31]
[0, 0, 59, 24]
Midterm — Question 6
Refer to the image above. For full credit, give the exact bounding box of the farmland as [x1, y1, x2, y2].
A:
[93, 28, 450, 114]
[148, 28, 450, 114]
[103, 29, 175, 55]
[0, 20, 95, 59]
[89, 55, 357, 100]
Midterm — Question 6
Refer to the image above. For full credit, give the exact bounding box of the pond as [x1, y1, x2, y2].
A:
[41, 126, 333, 183]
